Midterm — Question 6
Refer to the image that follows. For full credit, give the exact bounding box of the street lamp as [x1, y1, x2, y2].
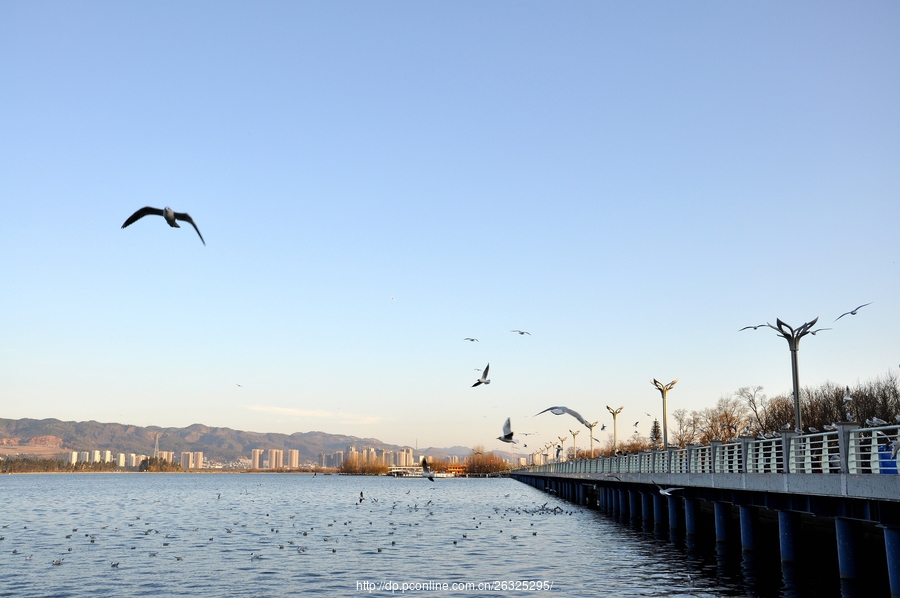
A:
[569, 429, 580, 459]
[585, 420, 599, 458]
[651, 378, 678, 449]
[743, 318, 827, 432]
[606, 405, 623, 451]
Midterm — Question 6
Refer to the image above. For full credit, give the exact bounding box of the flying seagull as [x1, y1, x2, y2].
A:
[653, 481, 683, 496]
[843, 387, 852, 404]
[498, 417, 518, 444]
[834, 303, 872, 322]
[738, 324, 767, 331]
[420, 457, 434, 482]
[121, 206, 205, 245]
[472, 363, 490, 387]
[463, 338, 479, 342]
[511, 330, 531, 335]
[534, 406, 588, 427]
[809, 328, 831, 335]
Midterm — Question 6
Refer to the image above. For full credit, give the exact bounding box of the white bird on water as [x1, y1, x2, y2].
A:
[420, 457, 434, 482]
[121, 206, 205, 245]
[498, 418, 518, 444]
[534, 406, 588, 427]
[472, 364, 490, 387]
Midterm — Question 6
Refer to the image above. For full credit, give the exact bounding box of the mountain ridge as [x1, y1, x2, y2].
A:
[0, 418, 478, 463]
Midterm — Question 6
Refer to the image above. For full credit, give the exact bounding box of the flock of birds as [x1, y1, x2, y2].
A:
[2, 480, 592, 574]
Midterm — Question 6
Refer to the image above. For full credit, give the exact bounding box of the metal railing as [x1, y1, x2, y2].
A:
[523, 424, 899, 476]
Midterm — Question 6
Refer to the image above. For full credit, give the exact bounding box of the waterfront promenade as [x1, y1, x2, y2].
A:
[512, 421, 900, 596]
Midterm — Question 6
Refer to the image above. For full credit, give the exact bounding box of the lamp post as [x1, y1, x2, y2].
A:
[743, 318, 827, 432]
[586, 420, 599, 458]
[651, 378, 678, 449]
[606, 405, 623, 451]
[763, 318, 824, 432]
[569, 429, 580, 459]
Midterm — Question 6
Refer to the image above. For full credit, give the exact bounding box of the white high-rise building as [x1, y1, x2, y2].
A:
[78, 451, 89, 463]
[268, 449, 283, 469]
[180, 452, 194, 469]
[288, 450, 299, 468]
[251, 449, 263, 469]
[102, 450, 112, 463]
[117, 453, 126, 467]
[193, 452, 204, 469]
[91, 450, 101, 464]
[69, 452, 78, 465]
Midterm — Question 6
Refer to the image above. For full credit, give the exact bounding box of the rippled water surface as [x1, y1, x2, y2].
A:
[0, 473, 822, 596]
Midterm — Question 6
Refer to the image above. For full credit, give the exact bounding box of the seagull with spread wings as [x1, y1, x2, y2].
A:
[497, 418, 518, 444]
[472, 364, 491, 387]
[511, 330, 531, 335]
[121, 206, 205, 245]
[534, 406, 588, 427]
[835, 303, 872, 322]
[420, 457, 434, 482]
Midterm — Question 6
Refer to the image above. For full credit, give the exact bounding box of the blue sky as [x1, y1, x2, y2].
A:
[2, 2, 899, 452]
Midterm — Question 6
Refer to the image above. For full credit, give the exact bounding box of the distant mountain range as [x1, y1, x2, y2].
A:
[0, 418, 480, 463]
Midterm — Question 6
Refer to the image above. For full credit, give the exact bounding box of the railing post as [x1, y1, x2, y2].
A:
[739, 436, 754, 473]
[709, 440, 722, 473]
[780, 431, 797, 473]
[835, 422, 859, 474]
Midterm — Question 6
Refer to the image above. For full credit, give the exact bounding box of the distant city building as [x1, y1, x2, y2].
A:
[268, 449, 283, 469]
[319, 453, 327, 468]
[251, 449, 263, 469]
[193, 451, 204, 469]
[78, 451, 89, 464]
[129, 453, 141, 468]
[158, 451, 175, 463]
[451, 455, 459, 464]
[69, 452, 78, 465]
[117, 453, 126, 468]
[181, 452, 194, 469]
[334, 450, 344, 467]
[288, 449, 299, 468]
[102, 450, 112, 463]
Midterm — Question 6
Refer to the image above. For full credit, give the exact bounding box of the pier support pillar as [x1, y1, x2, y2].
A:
[882, 525, 900, 598]
[653, 493, 667, 531]
[739, 505, 757, 552]
[684, 498, 698, 538]
[668, 495, 681, 534]
[629, 490, 640, 522]
[642, 492, 654, 523]
[778, 510, 799, 563]
[714, 502, 730, 544]
[835, 517, 860, 581]
[618, 489, 629, 520]
[611, 486, 619, 515]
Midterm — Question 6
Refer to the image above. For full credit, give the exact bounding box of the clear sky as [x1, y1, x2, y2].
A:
[2, 2, 899, 453]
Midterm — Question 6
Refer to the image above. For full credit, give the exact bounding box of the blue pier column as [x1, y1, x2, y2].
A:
[611, 486, 619, 515]
[642, 492, 654, 523]
[739, 506, 757, 552]
[882, 525, 900, 598]
[653, 493, 667, 532]
[629, 490, 640, 522]
[778, 511, 799, 563]
[684, 498, 698, 538]
[835, 518, 860, 581]
[714, 502, 730, 544]
[618, 489, 630, 520]
[668, 496, 681, 533]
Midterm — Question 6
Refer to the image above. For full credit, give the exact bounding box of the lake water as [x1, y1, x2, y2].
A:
[0, 473, 833, 597]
